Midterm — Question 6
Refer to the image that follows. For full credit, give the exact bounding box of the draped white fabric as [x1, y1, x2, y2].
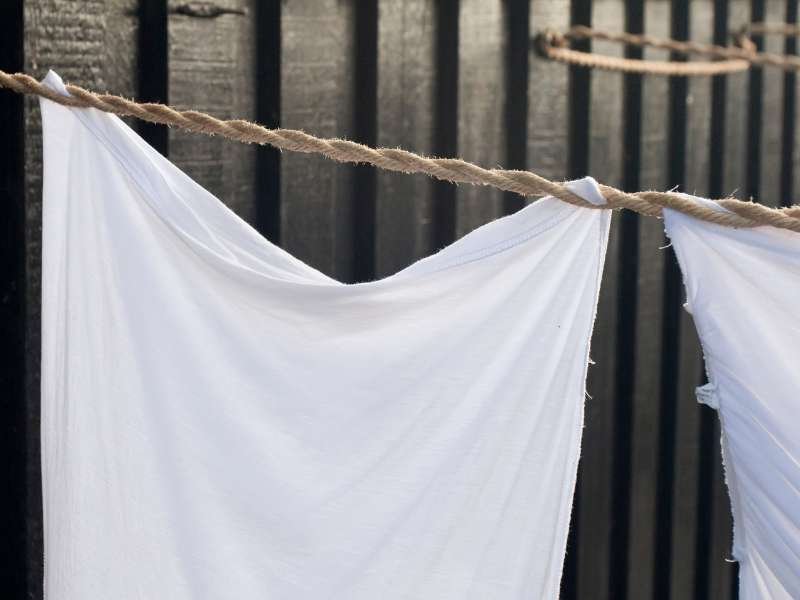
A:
[40, 71, 611, 599]
[665, 202, 800, 600]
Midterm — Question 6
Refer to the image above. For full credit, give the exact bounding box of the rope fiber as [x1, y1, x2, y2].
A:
[1, 69, 800, 233]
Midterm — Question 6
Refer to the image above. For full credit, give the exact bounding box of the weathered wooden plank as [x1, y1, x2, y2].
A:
[782, 0, 800, 206]
[455, 0, 506, 237]
[667, 5, 714, 598]
[280, 0, 356, 280]
[528, 0, 570, 183]
[22, 2, 140, 597]
[784, 0, 798, 207]
[706, 0, 749, 595]
[653, 1, 693, 597]
[167, 0, 257, 222]
[623, 3, 670, 597]
[576, 1, 623, 598]
[138, 0, 168, 153]
[502, 0, 530, 216]
[351, 0, 378, 282]
[745, 0, 765, 200]
[723, 0, 750, 200]
[757, 0, 785, 206]
[430, 0, 459, 250]
[375, 0, 436, 278]
[254, 0, 281, 243]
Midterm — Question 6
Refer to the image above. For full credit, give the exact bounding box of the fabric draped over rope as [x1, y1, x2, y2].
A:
[39, 69, 799, 599]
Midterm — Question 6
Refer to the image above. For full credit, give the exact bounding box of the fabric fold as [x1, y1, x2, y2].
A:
[40, 70, 611, 599]
[665, 201, 800, 600]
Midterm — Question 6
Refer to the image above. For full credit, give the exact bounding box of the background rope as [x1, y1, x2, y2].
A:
[537, 24, 800, 73]
[743, 21, 800, 37]
[2, 69, 800, 233]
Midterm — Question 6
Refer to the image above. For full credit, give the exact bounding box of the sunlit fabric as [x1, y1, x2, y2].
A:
[666, 201, 800, 600]
[40, 70, 610, 599]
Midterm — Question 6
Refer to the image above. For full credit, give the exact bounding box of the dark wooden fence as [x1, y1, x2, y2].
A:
[3, 0, 796, 598]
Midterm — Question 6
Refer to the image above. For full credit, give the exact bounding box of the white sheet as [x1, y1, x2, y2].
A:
[665, 201, 800, 599]
[40, 70, 610, 599]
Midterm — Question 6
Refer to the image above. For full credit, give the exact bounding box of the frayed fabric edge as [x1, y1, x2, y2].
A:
[662, 210, 745, 573]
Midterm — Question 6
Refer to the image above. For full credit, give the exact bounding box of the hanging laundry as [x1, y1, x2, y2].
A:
[665, 201, 800, 600]
[39, 70, 610, 599]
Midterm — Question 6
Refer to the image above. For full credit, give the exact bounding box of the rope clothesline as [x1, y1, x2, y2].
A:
[1, 69, 800, 233]
[537, 23, 800, 75]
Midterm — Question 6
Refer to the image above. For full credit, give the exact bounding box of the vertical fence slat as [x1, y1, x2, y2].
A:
[528, 0, 570, 183]
[723, 2, 750, 200]
[746, 0, 765, 199]
[502, 0, 530, 216]
[783, 0, 797, 207]
[579, 2, 623, 599]
[280, 0, 355, 280]
[694, 0, 731, 588]
[455, 0, 506, 237]
[625, 3, 671, 597]
[707, 0, 749, 595]
[757, 0, 786, 206]
[667, 3, 714, 598]
[527, 0, 574, 592]
[255, 0, 281, 243]
[790, 0, 800, 206]
[695, 6, 736, 598]
[375, 0, 436, 278]
[653, 0, 692, 597]
[432, 0, 459, 249]
[526, 0, 573, 592]
[22, 2, 141, 597]
[168, 0, 257, 221]
[565, 1, 602, 597]
[351, 0, 378, 282]
[138, 0, 168, 153]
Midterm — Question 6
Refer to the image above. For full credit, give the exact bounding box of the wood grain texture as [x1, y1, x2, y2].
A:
[22, 1, 140, 597]
[723, 0, 750, 199]
[168, 0, 257, 221]
[375, 0, 436, 277]
[757, 0, 785, 206]
[280, 0, 356, 280]
[455, 0, 505, 237]
[528, 0, 570, 183]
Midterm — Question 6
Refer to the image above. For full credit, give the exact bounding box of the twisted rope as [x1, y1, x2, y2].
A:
[2, 69, 800, 233]
[537, 24, 800, 74]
